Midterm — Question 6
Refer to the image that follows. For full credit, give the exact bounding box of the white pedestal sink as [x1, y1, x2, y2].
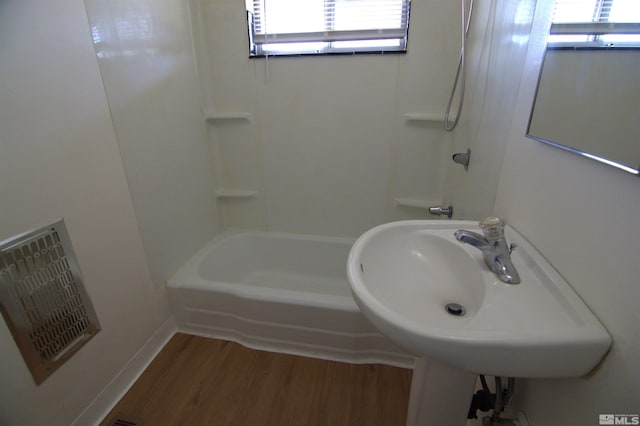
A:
[406, 358, 477, 426]
[347, 220, 611, 426]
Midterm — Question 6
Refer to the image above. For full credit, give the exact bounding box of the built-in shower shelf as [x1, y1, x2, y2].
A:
[403, 113, 445, 123]
[204, 111, 252, 122]
[394, 198, 433, 209]
[215, 189, 258, 199]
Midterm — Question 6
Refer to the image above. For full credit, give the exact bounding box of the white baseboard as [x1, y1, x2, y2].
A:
[72, 318, 177, 426]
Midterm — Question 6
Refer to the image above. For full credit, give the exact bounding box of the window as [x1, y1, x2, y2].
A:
[548, 0, 640, 48]
[245, 0, 411, 57]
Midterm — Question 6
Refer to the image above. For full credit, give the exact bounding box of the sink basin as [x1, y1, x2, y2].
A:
[347, 220, 611, 378]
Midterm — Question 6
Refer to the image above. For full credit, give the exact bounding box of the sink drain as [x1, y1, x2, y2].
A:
[445, 303, 466, 316]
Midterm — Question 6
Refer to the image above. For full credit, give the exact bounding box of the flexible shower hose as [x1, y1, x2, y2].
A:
[444, 0, 475, 131]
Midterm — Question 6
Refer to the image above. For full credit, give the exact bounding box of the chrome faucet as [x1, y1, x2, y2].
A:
[454, 217, 521, 284]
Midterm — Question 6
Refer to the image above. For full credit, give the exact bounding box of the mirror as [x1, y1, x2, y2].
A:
[527, 46, 640, 176]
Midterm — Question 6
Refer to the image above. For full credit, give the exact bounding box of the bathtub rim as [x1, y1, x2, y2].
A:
[167, 229, 359, 312]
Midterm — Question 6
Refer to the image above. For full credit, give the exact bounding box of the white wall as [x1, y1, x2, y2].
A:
[190, 0, 460, 237]
[494, 0, 640, 423]
[84, 0, 220, 286]
[444, 0, 537, 220]
[0, 0, 170, 424]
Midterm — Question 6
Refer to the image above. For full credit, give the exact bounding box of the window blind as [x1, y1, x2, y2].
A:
[246, 0, 411, 56]
[549, 0, 640, 47]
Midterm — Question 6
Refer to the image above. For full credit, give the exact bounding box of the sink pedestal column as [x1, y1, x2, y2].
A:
[406, 357, 477, 426]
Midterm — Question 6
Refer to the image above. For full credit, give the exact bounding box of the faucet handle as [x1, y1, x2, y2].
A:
[479, 216, 505, 240]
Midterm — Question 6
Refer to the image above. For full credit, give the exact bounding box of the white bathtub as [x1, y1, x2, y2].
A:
[167, 230, 413, 367]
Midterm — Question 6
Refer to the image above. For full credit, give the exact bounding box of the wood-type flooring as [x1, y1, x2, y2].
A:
[100, 333, 413, 426]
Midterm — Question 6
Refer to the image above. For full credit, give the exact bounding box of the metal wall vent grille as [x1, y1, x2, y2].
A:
[0, 219, 100, 384]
